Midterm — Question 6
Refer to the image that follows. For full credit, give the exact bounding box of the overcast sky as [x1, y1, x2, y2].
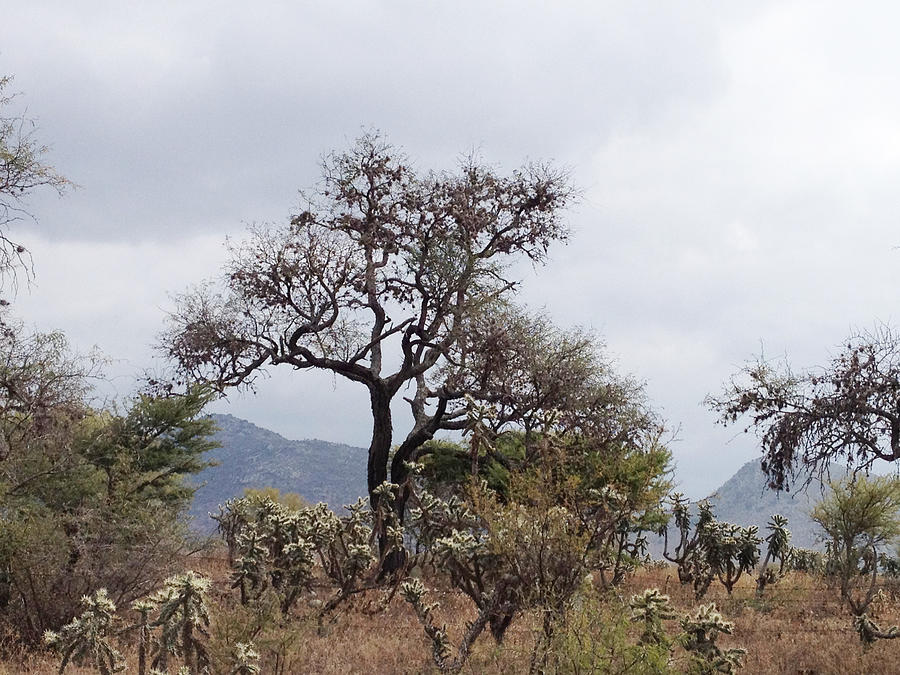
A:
[3, 1, 900, 498]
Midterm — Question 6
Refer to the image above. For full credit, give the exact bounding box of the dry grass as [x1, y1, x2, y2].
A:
[4, 554, 900, 674]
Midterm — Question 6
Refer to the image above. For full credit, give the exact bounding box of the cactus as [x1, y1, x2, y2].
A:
[756, 515, 791, 596]
[229, 642, 261, 675]
[629, 588, 676, 645]
[150, 571, 211, 674]
[680, 604, 746, 674]
[131, 598, 157, 675]
[854, 613, 900, 648]
[663, 495, 763, 598]
[44, 589, 125, 675]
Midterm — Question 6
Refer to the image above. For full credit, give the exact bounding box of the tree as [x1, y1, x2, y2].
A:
[0, 322, 218, 642]
[0, 74, 71, 292]
[707, 327, 900, 491]
[402, 418, 672, 670]
[163, 134, 575, 550]
[811, 475, 900, 642]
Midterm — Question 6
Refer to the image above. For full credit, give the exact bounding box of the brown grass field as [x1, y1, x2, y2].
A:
[2, 551, 899, 674]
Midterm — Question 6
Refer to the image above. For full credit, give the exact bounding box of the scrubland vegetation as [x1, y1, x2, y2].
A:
[4, 77, 900, 673]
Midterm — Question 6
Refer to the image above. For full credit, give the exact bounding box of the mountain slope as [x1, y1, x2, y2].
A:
[703, 458, 843, 550]
[188, 414, 368, 532]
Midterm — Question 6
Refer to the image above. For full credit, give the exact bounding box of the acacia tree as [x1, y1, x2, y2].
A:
[707, 327, 900, 491]
[163, 134, 574, 543]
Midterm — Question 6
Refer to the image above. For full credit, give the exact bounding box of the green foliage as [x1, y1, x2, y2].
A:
[0, 323, 218, 643]
[206, 587, 304, 675]
[546, 587, 746, 674]
[81, 386, 219, 506]
[417, 438, 516, 499]
[812, 475, 900, 643]
[404, 424, 673, 672]
[241, 486, 309, 511]
[550, 587, 674, 674]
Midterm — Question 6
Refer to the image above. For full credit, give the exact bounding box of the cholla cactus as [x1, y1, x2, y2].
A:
[132, 598, 158, 675]
[786, 547, 823, 574]
[151, 571, 211, 674]
[216, 490, 397, 619]
[229, 642, 261, 675]
[663, 496, 716, 587]
[44, 589, 125, 675]
[663, 495, 762, 598]
[707, 523, 761, 595]
[756, 514, 791, 597]
[680, 604, 746, 673]
[231, 524, 269, 605]
[629, 588, 675, 645]
[400, 579, 452, 668]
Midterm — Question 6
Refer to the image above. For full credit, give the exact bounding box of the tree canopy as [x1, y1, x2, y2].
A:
[163, 134, 582, 522]
[707, 327, 900, 490]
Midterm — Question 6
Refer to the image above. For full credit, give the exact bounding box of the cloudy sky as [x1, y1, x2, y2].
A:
[3, 1, 899, 497]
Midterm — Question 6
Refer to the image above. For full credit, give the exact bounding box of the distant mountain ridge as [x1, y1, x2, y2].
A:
[188, 414, 368, 532]
[188, 415, 835, 549]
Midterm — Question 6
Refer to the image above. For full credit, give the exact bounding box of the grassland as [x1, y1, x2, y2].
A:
[3, 551, 898, 674]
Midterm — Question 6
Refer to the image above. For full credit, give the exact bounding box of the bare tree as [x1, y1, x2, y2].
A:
[707, 326, 900, 491]
[162, 134, 574, 555]
[0, 75, 71, 293]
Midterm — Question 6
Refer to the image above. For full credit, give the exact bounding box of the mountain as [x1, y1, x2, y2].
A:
[187, 414, 837, 549]
[187, 414, 368, 532]
[703, 458, 844, 550]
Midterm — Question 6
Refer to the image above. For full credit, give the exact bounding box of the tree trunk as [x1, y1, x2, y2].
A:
[366, 384, 393, 505]
[367, 384, 406, 571]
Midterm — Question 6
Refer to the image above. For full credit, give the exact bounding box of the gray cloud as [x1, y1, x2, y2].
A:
[5, 1, 900, 497]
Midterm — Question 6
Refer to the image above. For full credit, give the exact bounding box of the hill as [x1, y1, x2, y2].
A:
[703, 458, 844, 550]
[188, 415, 836, 548]
[188, 414, 368, 532]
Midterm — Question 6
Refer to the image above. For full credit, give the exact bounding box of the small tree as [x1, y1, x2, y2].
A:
[812, 475, 900, 644]
[163, 134, 575, 558]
